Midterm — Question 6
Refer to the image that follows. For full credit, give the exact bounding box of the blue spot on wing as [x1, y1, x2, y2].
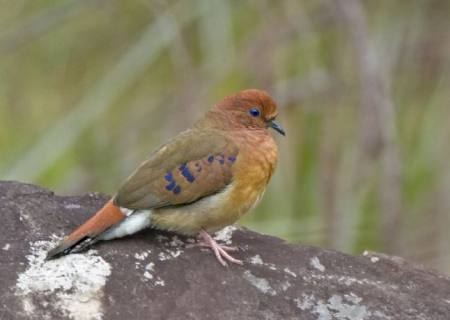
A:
[164, 172, 173, 181]
[180, 164, 195, 183]
[165, 180, 176, 191]
[217, 155, 225, 165]
[207, 155, 214, 163]
[228, 156, 236, 163]
[173, 185, 181, 194]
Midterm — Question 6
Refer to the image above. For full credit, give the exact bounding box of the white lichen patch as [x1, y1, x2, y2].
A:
[158, 252, 171, 261]
[169, 235, 184, 247]
[284, 267, 297, 278]
[15, 239, 111, 320]
[280, 281, 291, 291]
[344, 293, 362, 304]
[214, 225, 237, 245]
[134, 250, 152, 270]
[170, 249, 182, 258]
[326, 295, 369, 319]
[250, 254, 264, 265]
[294, 294, 315, 310]
[134, 250, 151, 260]
[143, 271, 154, 280]
[22, 297, 36, 314]
[143, 262, 155, 281]
[158, 248, 183, 261]
[145, 262, 155, 271]
[65, 203, 81, 210]
[2, 243, 10, 251]
[294, 293, 382, 320]
[154, 279, 165, 286]
[374, 310, 390, 319]
[310, 257, 325, 272]
[248, 254, 277, 270]
[134, 252, 165, 286]
[243, 270, 276, 296]
[363, 251, 381, 263]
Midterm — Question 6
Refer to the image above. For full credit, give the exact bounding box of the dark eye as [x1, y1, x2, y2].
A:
[249, 107, 261, 117]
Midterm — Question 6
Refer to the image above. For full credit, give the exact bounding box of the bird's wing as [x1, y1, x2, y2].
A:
[114, 129, 239, 209]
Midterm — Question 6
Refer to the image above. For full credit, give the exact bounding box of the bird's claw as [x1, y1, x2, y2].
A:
[198, 230, 243, 266]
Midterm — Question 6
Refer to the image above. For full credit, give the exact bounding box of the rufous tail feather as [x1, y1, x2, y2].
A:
[46, 200, 125, 260]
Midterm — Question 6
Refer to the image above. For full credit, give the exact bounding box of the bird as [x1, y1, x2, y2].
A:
[46, 89, 285, 266]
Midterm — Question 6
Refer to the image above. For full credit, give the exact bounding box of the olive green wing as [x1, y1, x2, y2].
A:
[113, 129, 239, 209]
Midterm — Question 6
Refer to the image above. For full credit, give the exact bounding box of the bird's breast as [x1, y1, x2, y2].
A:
[228, 132, 278, 214]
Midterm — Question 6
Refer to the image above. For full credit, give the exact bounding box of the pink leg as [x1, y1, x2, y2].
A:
[197, 243, 239, 252]
[197, 230, 243, 266]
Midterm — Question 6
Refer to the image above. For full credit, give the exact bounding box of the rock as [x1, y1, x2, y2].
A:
[1, 181, 449, 320]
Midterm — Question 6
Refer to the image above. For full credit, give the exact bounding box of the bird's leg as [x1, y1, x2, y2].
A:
[197, 229, 243, 266]
[197, 243, 238, 252]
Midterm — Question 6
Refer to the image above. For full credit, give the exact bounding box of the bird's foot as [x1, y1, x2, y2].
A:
[197, 230, 243, 266]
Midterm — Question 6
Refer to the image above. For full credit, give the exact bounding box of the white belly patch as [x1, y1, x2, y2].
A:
[99, 209, 152, 240]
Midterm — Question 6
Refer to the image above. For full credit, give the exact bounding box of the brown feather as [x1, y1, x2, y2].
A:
[46, 200, 125, 259]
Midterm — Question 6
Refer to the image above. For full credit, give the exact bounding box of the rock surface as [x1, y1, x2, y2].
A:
[1, 181, 450, 320]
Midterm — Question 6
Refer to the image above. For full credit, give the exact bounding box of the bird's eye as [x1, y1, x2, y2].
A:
[249, 107, 261, 117]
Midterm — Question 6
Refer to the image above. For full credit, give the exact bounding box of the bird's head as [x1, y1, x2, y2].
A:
[210, 89, 285, 136]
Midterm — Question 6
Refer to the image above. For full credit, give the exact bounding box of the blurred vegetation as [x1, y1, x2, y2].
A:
[1, 0, 449, 273]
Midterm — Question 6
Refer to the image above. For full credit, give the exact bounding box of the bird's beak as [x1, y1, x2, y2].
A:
[268, 120, 286, 136]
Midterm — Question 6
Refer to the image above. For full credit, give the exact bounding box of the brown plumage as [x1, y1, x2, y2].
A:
[47, 89, 284, 265]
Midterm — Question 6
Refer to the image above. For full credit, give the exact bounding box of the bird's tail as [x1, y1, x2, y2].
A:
[46, 200, 126, 260]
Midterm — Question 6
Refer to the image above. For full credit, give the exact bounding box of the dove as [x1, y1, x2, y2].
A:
[47, 89, 284, 266]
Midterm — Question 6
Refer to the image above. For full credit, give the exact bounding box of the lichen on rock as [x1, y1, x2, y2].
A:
[15, 238, 111, 320]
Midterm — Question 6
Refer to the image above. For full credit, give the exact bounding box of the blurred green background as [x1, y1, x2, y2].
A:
[1, 0, 449, 273]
